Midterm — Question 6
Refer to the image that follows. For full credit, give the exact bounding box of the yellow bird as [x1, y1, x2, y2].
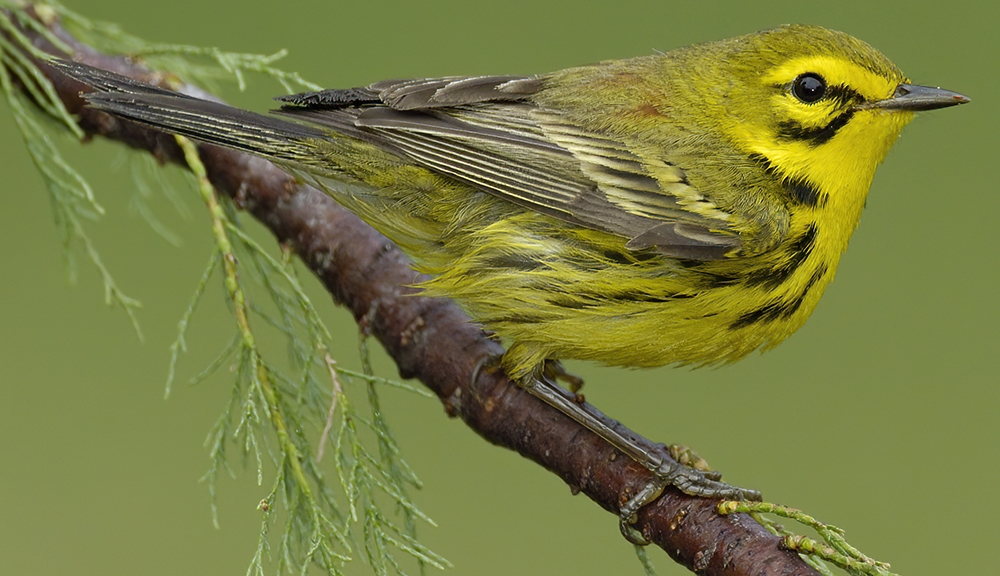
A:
[53, 23, 968, 534]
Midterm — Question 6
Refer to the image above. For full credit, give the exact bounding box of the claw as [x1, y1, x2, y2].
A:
[543, 360, 585, 394]
[470, 352, 503, 390]
[618, 454, 761, 545]
[619, 475, 669, 545]
[518, 373, 761, 545]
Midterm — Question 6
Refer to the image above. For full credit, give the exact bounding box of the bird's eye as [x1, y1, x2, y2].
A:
[792, 73, 827, 103]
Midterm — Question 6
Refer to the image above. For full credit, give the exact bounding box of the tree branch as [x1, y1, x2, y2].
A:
[7, 7, 817, 575]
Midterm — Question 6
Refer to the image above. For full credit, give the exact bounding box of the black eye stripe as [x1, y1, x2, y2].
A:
[824, 84, 866, 107]
[771, 79, 868, 146]
[774, 79, 868, 107]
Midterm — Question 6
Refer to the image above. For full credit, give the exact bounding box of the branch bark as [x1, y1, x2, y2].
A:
[7, 7, 817, 576]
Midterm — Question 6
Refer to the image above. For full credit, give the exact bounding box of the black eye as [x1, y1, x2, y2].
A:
[792, 73, 826, 103]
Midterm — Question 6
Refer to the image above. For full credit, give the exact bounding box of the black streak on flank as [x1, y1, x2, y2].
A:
[728, 262, 829, 330]
[777, 109, 855, 147]
[608, 291, 691, 303]
[748, 153, 825, 207]
[786, 176, 823, 207]
[549, 290, 690, 309]
[727, 301, 787, 329]
[676, 259, 741, 289]
[744, 225, 818, 287]
[602, 249, 659, 265]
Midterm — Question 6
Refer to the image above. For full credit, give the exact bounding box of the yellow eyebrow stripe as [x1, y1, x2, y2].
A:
[762, 55, 904, 101]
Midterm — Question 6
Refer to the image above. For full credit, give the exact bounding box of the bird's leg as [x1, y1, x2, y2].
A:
[522, 375, 761, 545]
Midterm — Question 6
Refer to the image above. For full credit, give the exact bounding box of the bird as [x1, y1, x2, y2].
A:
[50, 23, 968, 537]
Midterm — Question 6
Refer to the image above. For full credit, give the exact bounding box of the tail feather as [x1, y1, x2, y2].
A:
[52, 59, 324, 161]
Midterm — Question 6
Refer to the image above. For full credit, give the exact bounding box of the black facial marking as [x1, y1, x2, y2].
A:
[825, 84, 866, 108]
[777, 109, 855, 146]
[774, 79, 865, 147]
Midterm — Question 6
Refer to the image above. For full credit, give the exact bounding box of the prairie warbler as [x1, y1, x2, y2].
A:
[53, 23, 968, 538]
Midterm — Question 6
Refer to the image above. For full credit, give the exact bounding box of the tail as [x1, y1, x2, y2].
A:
[51, 59, 324, 162]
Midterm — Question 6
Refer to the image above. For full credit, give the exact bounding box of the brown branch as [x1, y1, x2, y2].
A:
[8, 7, 817, 576]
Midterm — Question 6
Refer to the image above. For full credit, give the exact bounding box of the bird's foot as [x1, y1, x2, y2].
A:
[543, 359, 585, 395]
[619, 444, 760, 545]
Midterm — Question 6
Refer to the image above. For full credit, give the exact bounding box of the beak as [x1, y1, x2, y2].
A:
[857, 84, 970, 112]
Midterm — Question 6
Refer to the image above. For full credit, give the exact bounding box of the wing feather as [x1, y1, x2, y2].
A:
[277, 76, 742, 259]
[383, 132, 581, 209]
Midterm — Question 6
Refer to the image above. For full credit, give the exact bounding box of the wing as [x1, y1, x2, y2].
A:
[276, 76, 741, 260]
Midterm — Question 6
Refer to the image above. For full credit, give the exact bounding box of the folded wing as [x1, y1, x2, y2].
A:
[277, 76, 741, 260]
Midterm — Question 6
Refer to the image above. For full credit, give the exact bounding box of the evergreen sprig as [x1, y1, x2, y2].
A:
[1, 2, 442, 573]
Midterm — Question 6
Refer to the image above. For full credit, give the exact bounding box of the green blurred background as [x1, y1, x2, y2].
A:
[1, 0, 996, 574]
